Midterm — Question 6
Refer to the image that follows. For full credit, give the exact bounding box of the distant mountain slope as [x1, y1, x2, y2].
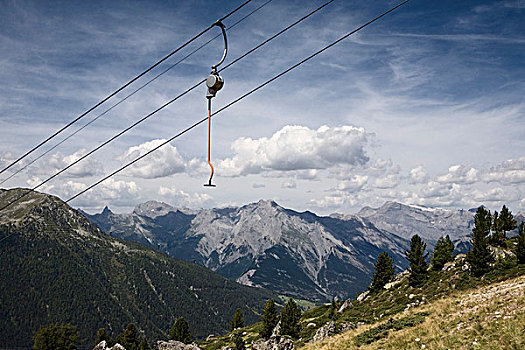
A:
[0, 189, 275, 349]
[355, 201, 475, 250]
[85, 200, 411, 302]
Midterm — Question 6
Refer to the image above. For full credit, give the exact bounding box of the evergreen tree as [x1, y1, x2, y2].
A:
[116, 323, 140, 350]
[328, 297, 337, 320]
[369, 252, 396, 292]
[517, 222, 525, 265]
[467, 207, 494, 276]
[280, 298, 302, 339]
[169, 317, 192, 344]
[230, 308, 244, 331]
[233, 332, 246, 350]
[490, 210, 505, 246]
[260, 299, 279, 339]
[431, 235, 455, 271]
[499, 205, 517, 243]
[139, 337, 151, 350]
[94, 328, 110, 347]
[33, 323, 81, 350]
[406, 235, 428, 287]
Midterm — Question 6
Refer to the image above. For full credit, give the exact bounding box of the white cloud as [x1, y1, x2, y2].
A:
[482, 157, 525, 184]
[310, 195, 345, 209]
[158, 186, 212, 208]
[119, 139, 185, 179]
[409, 165, 428, 184]
[436, 165, 479, 184]
[41, 149, 103, 178]
[217, 125, 370, 177]
[252, 183, 266, 189]
[373, 174, 400, 189]
[281, 180, 297, 189]
[337, 175, 368, 193]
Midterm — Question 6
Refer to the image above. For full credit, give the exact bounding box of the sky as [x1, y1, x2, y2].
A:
[0, 0, 524, 215]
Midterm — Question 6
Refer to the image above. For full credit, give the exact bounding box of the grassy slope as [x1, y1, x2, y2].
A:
[198, 238, 525, 350]
[301, 274, 525, 350]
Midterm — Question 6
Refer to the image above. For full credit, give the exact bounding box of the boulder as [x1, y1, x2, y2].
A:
[252, 336, 293, 350]
[93, 341, 127, 350]
[157, 340, 202, 350]
[356, 290, 369, 302]
[313, 321, 336, 343]
[338, 299, 352, 313]
[271, 321, 281, 338]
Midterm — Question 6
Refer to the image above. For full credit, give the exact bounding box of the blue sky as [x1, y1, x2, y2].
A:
[0, 0, 524, 214]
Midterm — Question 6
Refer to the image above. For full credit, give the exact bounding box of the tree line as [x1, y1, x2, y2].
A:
[369, 204, 524, 292]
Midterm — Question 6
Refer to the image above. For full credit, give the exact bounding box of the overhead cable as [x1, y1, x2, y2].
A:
[0, 0, 254, 177]
[0, 0, 274, 186]
[65, 0, 413, 204]
[0, 0, 335, 212]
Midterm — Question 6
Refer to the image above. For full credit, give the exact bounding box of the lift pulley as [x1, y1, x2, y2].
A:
[204, 21, 227, 187]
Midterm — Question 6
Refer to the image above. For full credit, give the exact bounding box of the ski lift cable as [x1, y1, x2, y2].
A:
[0, 0, 274, 186]
[64, 0, 413, 205]
[0, 0, 336, 212]
[0, 0, 254, 177]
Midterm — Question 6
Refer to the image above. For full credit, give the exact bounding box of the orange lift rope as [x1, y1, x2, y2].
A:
[204, 21, 227, 187]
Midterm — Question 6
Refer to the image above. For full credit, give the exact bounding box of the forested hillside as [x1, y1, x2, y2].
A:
[0, 189, 276, 348]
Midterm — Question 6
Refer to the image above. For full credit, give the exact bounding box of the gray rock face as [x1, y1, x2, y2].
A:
[357, 201, 474, 251]
[338, 299, 352, 313]
[313, 321, 337, 343]
[85, 200, 411, 301]
[157, 340, 201, 350]
[252, 336, 294, 350]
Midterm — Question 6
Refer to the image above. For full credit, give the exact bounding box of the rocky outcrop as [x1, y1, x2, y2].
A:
[252, 336, 294, 350]
[93, 341, 126, 350]
[313, 321, 337, 343]
[157, 340, 202, 350]
[338, 299, 352, 313]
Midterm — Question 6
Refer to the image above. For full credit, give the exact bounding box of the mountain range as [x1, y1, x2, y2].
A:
[0, 189, 275, 348]
[83, 199, 502, 302]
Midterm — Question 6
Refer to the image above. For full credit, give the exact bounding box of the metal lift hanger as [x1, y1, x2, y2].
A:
[204, 21, 227, 187]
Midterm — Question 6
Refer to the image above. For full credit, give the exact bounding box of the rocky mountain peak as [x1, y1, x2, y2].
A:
[133, 200, 176, 218]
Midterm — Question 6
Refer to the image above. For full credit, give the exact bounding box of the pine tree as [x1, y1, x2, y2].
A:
[490, 210, 505, 246]
[280, 298, 302, 339]
[230, 308, 244, 331]
[233, 332, 246, 350]
[116, 323, 140, 350]
[406, 234, 428, 287]
[260, 299, 278, 339]
[169, 317, 192, 344]
[517, 222, 525, 264]
[467, 207, 494, 276]
[369, 252, 395, 292]
[499, 205, 517, 242]
[139, 337, 151, 350]
[328, 297, 337, 320]
[33, 323, 81, 350]
[431, 235, 455, 271]
[94, 328, 109, 346]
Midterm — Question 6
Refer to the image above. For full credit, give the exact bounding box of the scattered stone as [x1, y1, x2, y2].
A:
[356, 290, 369, 302]
[157, 340, 201, 350]
[442, 262, 455, 272]
[462, 262, 471, 272]
[357, 322, 365, 328]
[338, 323, 355, 333]
[338, 299, 352, 313]
[271, 321, 281, 338]
[313, 321, 337, 343]
[93, 342, 127, 350]
[409, 294, 415, 299]
[252, 336, 293, 350]
[306, 322, 317, 328]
